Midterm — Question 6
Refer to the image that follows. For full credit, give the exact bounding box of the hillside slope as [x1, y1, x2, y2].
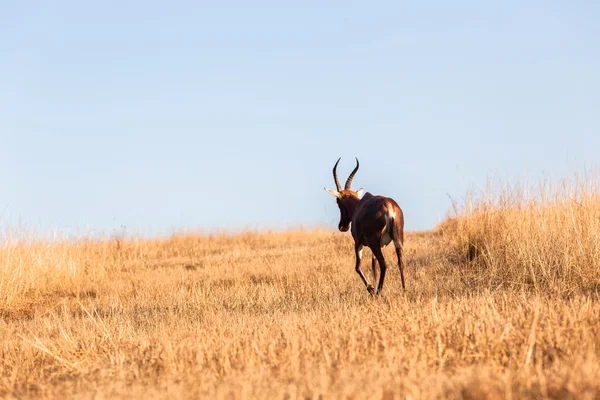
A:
[1, 230, 599, 399]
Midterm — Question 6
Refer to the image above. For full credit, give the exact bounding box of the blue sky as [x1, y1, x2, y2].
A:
[1, 1, 599, 236]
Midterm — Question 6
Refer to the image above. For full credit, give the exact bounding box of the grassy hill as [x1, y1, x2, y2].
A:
[2, 176, 600, 398]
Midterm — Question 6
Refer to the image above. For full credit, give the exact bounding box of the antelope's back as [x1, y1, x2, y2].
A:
[351, 193, 403, 245]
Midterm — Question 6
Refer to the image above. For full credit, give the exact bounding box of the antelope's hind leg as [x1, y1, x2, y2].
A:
[393, 239, 406, 290]
[371, 253, 380, 293]
[354, 244, 375, 295]
[370, 244, 388, 295]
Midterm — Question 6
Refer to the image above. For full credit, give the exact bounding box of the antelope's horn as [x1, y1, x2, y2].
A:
[332, 157, 342, 191]
[345, 157, 359, 190]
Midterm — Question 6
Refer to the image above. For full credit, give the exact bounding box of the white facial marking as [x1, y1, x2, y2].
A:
[357, 248, 363, 259]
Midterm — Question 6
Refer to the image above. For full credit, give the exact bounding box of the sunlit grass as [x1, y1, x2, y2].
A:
[441, 171, 600, 294]
[1, 174, 600, 398]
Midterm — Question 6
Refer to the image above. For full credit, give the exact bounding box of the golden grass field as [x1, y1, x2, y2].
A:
[2, 176, 600, 399]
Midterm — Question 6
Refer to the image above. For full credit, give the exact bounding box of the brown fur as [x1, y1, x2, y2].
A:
[326, 158, 406, 294]
[335, 191, 406, 294]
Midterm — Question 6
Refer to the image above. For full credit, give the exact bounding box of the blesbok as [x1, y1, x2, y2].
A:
[324, 158, 405, 295]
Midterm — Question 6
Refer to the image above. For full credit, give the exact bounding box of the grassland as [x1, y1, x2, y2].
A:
[2, 177, 600, 399]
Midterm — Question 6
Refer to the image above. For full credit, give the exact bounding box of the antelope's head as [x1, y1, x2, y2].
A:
[324, 157, 364, 232]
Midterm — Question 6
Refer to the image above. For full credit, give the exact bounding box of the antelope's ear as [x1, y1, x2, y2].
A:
[324, 187, 341, 198]
[356, 188, 365, 198]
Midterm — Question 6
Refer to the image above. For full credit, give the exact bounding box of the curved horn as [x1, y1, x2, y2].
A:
[332, 157, 342, 191]
[345, 157, 359, 190]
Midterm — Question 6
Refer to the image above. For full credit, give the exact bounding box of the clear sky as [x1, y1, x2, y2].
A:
[1, 1, 599, 236]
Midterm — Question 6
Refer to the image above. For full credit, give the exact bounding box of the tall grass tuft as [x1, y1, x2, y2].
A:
[441, 171, 600, 293]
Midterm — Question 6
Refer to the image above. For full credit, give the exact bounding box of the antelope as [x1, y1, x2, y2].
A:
[324, 158, 405, 295]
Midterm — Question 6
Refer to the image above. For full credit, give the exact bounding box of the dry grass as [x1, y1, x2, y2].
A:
[441, 172, 600, 294]
[2, 176, 600, 399]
